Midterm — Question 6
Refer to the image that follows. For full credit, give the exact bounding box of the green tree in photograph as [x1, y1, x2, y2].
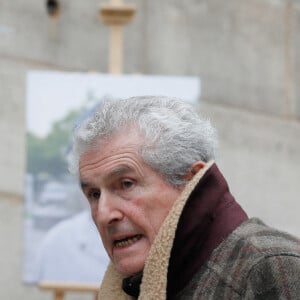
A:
[27, 110, 80, 178]
[27, 92, 104, 179]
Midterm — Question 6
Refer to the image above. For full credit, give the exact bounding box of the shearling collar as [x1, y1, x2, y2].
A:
[98, 161, 215, 300]
[167, 163, 248, 298]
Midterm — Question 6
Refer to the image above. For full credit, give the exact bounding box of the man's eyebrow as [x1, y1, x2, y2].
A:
[105, 165, 135, 180]
[80, 165, 136, 190]
[80, 180, 91, 190]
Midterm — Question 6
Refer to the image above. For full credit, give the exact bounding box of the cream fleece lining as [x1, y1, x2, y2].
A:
[98, 161, 214, 300]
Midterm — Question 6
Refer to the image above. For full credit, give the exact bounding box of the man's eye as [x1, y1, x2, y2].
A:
[88, 190, 100, 201]
[121, 180, 134, 189]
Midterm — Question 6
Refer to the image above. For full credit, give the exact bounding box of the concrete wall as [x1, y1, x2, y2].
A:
[200, 101, 300, 236]
[0, 0, 299, 299]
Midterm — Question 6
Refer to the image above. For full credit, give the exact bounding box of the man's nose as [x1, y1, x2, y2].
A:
[96, 191, 123, 226]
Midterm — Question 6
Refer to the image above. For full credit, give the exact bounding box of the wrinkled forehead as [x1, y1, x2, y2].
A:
[78, 127, 152, 187]
[80, 125, 145, 160]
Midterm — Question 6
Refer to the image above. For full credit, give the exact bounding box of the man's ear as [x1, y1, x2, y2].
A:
[184, 161, 206, 181]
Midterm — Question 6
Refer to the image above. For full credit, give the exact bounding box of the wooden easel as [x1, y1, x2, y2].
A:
[39, 281, 99, 300]
[38, 1, 135, 299]
[100, 0, 136, 74]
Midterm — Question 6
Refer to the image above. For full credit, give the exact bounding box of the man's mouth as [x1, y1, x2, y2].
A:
[114, 234, 143, 248]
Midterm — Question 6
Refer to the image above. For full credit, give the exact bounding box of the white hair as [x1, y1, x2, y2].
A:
[68, 96, 217, 187]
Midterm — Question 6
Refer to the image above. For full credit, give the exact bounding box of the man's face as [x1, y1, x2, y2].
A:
[79, 129, 182, 276]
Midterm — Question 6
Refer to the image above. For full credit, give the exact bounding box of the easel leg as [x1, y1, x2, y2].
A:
[54, 290, 64, 300]
[94, 291, 99, 300]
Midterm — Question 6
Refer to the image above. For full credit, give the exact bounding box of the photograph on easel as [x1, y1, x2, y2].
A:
[23, 71, 200, 286]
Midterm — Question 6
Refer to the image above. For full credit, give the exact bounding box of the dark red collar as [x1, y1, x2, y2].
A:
[167, 164, 248, 298]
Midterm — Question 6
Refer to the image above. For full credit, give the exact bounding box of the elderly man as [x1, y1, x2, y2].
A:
[68, 96, 300, 299]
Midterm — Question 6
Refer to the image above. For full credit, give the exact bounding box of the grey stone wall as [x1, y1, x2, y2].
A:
[0, 0, 299, 299]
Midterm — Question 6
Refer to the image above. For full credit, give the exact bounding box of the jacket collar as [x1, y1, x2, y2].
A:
[99, 161, 247, 299]
[167, 163, 248, 297]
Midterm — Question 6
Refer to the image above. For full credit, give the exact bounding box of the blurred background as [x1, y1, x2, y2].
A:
[0, 0, 299, 299]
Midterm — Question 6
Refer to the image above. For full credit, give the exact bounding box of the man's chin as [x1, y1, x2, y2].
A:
[112, 238, 149, 276]
[114, 257, 145, 277]
[117, 264, 144, 277]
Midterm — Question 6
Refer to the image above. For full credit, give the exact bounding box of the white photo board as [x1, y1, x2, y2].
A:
[23, 71, 200, 284]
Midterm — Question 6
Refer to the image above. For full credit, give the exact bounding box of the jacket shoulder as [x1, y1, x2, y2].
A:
[244, 253, 300, 298]
[177, 218, 300, 299]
